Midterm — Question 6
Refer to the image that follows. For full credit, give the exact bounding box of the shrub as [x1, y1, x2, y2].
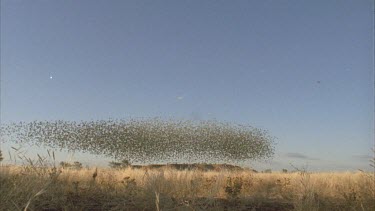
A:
[60, 161, 83, 169]
[0, 149, 3, 162]
[225, 176, 243, 199]
[263, 169, 272, 173]
[109, 159, 131, 169]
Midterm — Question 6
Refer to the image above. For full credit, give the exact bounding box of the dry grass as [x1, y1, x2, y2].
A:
[0, 164, 374, 211]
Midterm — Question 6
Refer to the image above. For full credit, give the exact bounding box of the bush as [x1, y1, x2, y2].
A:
[225, 176, 243, 199]
[263, 169, 272, 173]
[0, 149, 3, 162]
[109, 159, 130, 169]
[60, 161, 83, 169]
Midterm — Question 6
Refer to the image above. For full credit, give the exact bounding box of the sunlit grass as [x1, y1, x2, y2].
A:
[1, 163, 374, 211]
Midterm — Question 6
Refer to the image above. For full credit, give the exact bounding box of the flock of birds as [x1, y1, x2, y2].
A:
[1, 118, 275, 163]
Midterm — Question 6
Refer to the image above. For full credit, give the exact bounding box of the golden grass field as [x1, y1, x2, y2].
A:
[0, 163, 374, 211]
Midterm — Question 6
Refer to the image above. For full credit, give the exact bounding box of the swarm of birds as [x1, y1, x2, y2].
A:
[1, 118, 275, 164]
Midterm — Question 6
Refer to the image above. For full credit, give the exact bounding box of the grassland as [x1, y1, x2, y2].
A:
[0, 163, 374, 211]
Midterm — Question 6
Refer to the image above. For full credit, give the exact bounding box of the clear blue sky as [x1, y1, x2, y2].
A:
[1, 0, 373, 171]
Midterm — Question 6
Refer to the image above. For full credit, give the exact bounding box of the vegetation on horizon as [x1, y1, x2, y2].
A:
[0, 149, 3, 162]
